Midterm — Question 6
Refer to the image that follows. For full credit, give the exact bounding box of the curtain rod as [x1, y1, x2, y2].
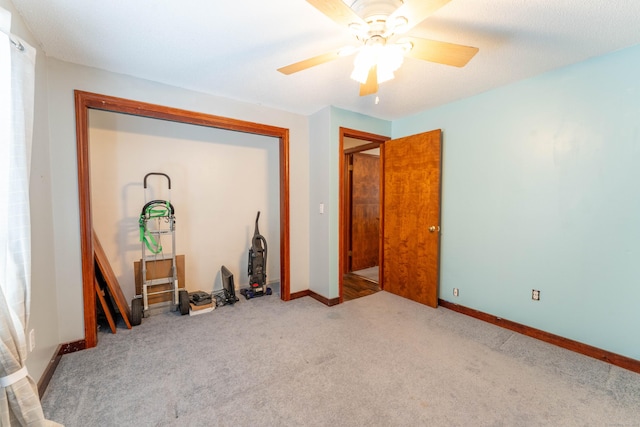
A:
[10, 37, 24, 51]
[0, 28, 24, 51]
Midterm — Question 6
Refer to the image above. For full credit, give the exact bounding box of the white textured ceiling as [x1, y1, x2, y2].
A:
[10, 0, 640, 120]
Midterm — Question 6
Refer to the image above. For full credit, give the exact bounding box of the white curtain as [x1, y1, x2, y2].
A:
[0, 7, 61, 427]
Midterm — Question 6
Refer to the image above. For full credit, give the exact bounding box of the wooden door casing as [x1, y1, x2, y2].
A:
[351, 152, 380, 271]
[339, 128, 389, 303]
[383, 129, 442, 308]
[75, 90, 291, 348]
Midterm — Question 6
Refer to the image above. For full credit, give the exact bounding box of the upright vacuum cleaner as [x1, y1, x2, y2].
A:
[240, 211, 272, 299]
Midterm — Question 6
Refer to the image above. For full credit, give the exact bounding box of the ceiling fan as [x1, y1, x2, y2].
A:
[278, 0, 479, 96]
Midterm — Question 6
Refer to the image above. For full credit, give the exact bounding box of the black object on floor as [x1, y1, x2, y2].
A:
[215, 266, 240, 306]
[189, 291, 212, 306]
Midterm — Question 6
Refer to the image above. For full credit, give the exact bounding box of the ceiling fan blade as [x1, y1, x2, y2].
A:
[359, 65, 379, 96]
[388, 0, 451, 34]
[403, 37, 478, 67]
[306, 0, 367, 27]
[277, 51, 341, 75]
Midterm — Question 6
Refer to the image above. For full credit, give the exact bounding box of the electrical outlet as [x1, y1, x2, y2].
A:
[453, 288, 459, 297]
[29, 329, 35, 352]
[532, 289, 540, 301]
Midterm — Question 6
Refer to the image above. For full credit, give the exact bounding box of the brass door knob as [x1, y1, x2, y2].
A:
[429, 226, 440, 233]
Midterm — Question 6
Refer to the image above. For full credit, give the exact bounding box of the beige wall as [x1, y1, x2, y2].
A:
[46, 58, 311, 344]
[1, 0, 60, 382]
[89, 110, 281, 302]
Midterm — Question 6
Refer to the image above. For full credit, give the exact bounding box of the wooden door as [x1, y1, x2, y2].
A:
[351, 152, 380, 271]
[383, 129, 441, 308]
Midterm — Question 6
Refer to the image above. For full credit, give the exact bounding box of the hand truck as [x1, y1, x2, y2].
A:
[131, 173, 189, 325]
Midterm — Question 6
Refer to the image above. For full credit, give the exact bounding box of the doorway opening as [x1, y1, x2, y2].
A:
[75, 91, 291, 348]
[339, 127, 389, 303]
[89, 109, 281, 317]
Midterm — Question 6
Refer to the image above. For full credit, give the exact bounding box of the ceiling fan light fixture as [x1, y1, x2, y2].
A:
[387, 16, 409, 35]
[351, 43, 381, 83]
[376, 66, 395, 84]
[350, 42, 404, 84]
[284, 0, 480, 96]
[377, 44, 404, 83]
[396, 40, 414, 53]
[350, 57, 373, 83]
[338, 45, 360, 56]
[348, 22, 368, 38]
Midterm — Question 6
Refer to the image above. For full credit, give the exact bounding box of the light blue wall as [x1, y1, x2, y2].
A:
[309, 107, 332, 297]
[309, 106, 390, 299]
[393, 44, 640, 359]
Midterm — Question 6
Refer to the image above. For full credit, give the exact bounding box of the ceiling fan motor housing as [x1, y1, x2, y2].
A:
[347, 0, 405, 41]
[347, 0, 403, 20]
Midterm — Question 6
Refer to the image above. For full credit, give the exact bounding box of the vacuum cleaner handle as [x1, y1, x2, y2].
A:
[254, 211, 260, 234]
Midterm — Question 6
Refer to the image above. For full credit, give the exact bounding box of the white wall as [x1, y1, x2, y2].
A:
[393, 43, 640, 360]
[46, 58, 310, 342]
[1, 0, 59, 383]
[89, 110, 281, 303]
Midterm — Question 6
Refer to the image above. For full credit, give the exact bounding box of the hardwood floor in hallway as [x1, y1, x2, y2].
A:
[343, 273, 380, 302]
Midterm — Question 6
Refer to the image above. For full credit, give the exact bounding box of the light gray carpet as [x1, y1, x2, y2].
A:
[351, 266, 378, 282]
[41, 291, 640, 426]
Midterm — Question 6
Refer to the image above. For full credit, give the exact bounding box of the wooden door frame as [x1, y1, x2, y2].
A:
[338, 127, 389, 303]
[75, 90, 291, 348]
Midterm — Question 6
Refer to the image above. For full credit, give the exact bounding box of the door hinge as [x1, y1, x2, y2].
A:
[348, 250, 352, 256]
[348, 165, 353, 171]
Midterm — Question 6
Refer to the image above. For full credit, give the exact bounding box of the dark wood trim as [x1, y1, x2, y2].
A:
[75, 93, 96, 347]
[339, 132, 345, 303]
[339, 127, 389, 304]
[37, 345, 61, 397]
[287, 289, 341, 307]
[280, 129, 291, 301]
[38, 339, 87, 397]
[435, 133, 443, 305]
[341, 128, 390, 144]
[439, 299, 640, 374]
[344, 142, 381, 154]
[378, 141, 385, 292]
[75, 90, 291, 348]
[308, 290, 341, 307]
[289, 290, 310, 300]
[344, 153, 353, 277]
[59, 339, 87, 354]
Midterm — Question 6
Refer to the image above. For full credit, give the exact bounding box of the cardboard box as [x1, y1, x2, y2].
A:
[189, 304, 214, 316]
[134, 255, 185, 305]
